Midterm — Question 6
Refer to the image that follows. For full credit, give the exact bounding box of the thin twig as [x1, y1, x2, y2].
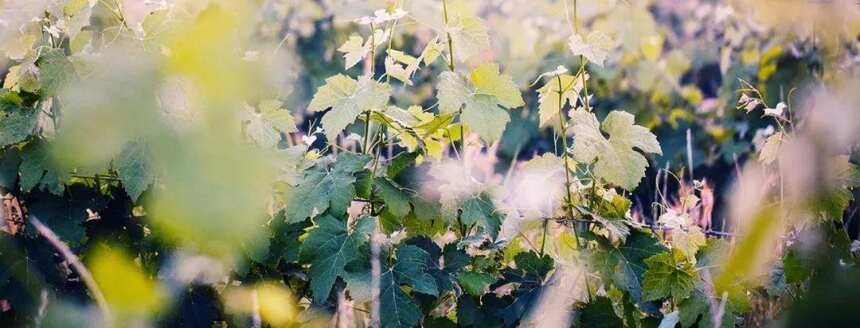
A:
[29, 215, 113, 326]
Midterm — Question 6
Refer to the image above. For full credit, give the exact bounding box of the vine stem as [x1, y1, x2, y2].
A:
[362, 21, 379, 155]
[441, 0, 465, 156]
[555, 75, 580, 249]
[29, 215, 113, 326]
[441, 0, 455, 72]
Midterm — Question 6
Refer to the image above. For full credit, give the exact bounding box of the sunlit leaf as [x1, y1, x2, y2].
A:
[570, 110, 662, 190]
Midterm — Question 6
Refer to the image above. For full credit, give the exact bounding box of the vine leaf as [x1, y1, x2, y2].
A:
[811, 156, 860, 220]
[269, 212, 310, 265]
[435, 65, 523, 142]
[437, 72, 469, 114]
[308, 75, 390, 141]
[379, 270, 423, 328]
[460, 194, 502, 240]
[575, 296, 624, 328]
[499, 252, 554, 325]
[285, 153, 371, 222]
[673, 226, 707, 261]
[758, 131, 783, 165]
[375, 177, 412, 219]
[114, 141, 155, 202]
[470, 63, 525, 109]
[457, 271, 496, 296]
[642, 249, 696, 303]
[19, 142, 64, 195]
[537, 73, 586, 128]
[298, 214, 361, 304]
[393, 244, 439, 296]
[385, 49, 420, 85]
[444, 0, 490, 62]
[568, 31, 615, 67]
[461, 95, 510, 143]
[594, 229, 666, 303]
[338, 34, 370, 70]
[0, 106, 38, 148]
[244, 100, 297, 148]
[570, 110, 661, 190]
[376, 243, 443, 328]
[37, 49, 76, 96]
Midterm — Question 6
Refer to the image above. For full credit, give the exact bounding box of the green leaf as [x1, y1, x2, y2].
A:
[457, 271, 496, 296]
[114, 141, 155, 202]
[0, 107, 39, 148]
[678, 287, 739, 328]
[461, 94, 511, 143]
[570, 110, 662, 190]
[386, 151, 418, 180]
[285, 153, 371, 222]
[244, 100, 297, 148]
[642, 249, 697, 303]
[436, 65, 521, 142]
[19, 142, 64, 195]
[37, 49, 76, 96]
[673, 226, 707, 261]
[576, 296, 624, 328]
[568, 31, 615, 67]
[811, 156, 860, 220]
[513, 251, 554, 280]
[379, 270, 422, 328]
[307, 75, 390, 141]
[444, 0, 490, 62]
[594, 229, 666, 302]
[470, 63, 524, 109]
[437, 72, 469, 114]
[375, 178, 412, 219]
[497, 252, 555, 325]
[269, 211, 310, 264]
[393, 244, 438, 296]
[298, 214, 360, 303]
[460, 194, 502, 240]
[537, 74, 584, 128]
[338, 34, 370, 70]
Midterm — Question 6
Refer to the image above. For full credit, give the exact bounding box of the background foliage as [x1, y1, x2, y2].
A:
[1, 0, 860, 327]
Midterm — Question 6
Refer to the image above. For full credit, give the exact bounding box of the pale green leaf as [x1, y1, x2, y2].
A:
[461, 95, 510, 143]
[537, 74, 585, 128]
[570, 110, 661, 190]
[421, 38, 442, 65]
[470, 63, 524, 108]
[308, 75, 390, 141]
[338, 34, 370, 70]
[673, 226, 707, 261]
[445, 0, 489, 62]
[758, 132, 783, 165]
[437, 71, 469, 114]
[642, 249, 697, 303]
[568, 31, 615, 67]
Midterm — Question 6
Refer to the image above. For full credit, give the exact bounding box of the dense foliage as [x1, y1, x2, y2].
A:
[1, 0, 860, 327]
